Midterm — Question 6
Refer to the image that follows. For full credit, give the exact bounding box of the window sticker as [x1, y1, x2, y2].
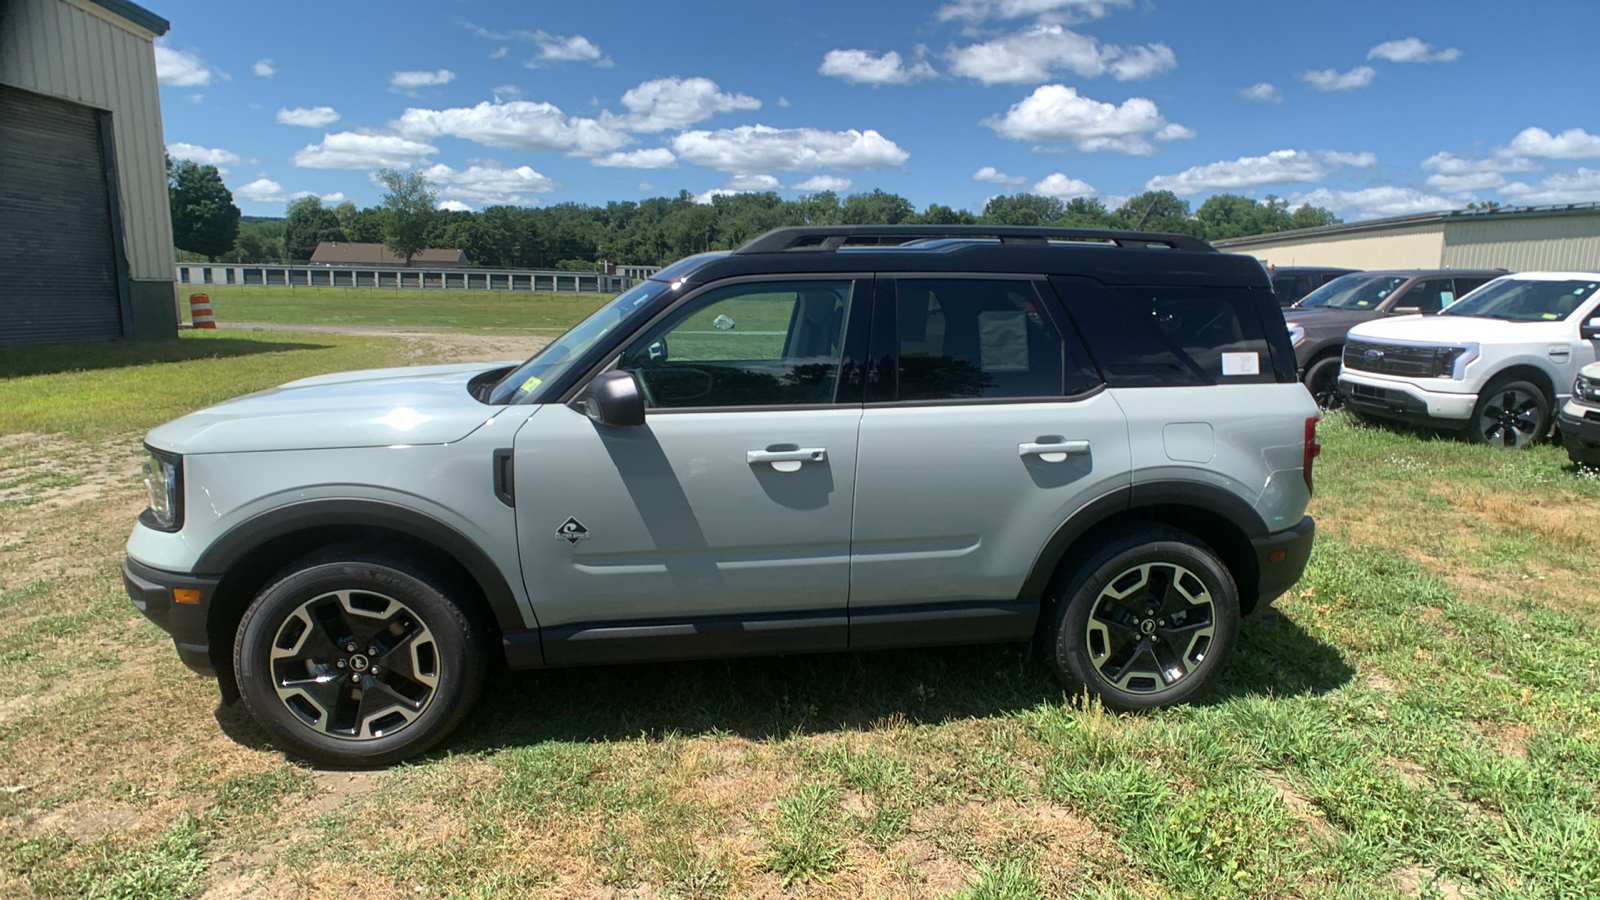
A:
[1542, 313, 1560, 320]
[978, 310, 1029, 372]
[517, 375, 543, 393]
[1221, 351, 1261, 376]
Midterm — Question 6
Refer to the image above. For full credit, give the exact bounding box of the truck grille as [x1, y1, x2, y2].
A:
[1343, 340, 1461, 378]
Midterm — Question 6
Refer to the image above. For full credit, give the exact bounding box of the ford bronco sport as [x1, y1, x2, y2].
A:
[125, 225, 1320, 765]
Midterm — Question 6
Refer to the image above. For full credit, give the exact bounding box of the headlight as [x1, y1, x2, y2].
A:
[1286, 324, 1305, 347]
[140, 447, 182, 532]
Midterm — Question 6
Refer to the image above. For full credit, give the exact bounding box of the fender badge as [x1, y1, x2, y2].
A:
[555, 517, 591, 543]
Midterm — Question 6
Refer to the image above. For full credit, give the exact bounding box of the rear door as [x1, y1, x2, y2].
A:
[847, 276, 1131, 647]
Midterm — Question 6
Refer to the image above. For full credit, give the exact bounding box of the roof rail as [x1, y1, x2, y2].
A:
[733, 225, 1215, 255]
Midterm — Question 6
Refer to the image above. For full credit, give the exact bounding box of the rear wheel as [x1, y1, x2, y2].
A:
[1303, 355, 1344, 410]
[234, 553, 486, 766]
[1044, 527, 1240, 710]
[1466, 378, 1549, 449]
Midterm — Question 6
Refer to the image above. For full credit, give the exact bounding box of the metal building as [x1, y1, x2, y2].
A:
[1214, 204, 1600, 274]
[0, 0, 176, 344]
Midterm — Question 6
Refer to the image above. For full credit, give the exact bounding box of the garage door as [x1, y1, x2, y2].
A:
[0, 84, 124, 344]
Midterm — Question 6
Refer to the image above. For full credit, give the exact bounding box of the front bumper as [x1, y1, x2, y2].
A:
[122, 557, 219, 676]
[1251, 516, 1315, 608]
[1559, 401, 1600, 461]
[1337, 371, 1477, 426]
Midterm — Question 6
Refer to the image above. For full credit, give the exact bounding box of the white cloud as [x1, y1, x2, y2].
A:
[1501, 169, 1600, 205]
[819, 49, 937, 85]
[726, 173, 782, 191]
[1368, 37, 1461, 64]
[252, 58, 276, 78]
[616, 77, 760, 132]
[1033, 173, 1096, 199]
[185, 94, 205, 105]
[792, 174, 853, 192]
[983, 84, 1184, 156]
[974, 166, 1027, 185]
[1239, 82, 1282, 103]
[492, 84, 521, 98]
[235, 178, 287, 203]
[420, 162, 559, 206]
[438, 200, 473, 212]
[389, 69, 456, 93]
[1301, 66, 1375, 91]
[1319, 150, 1377, 167]
[289, 190, 346, 203]
[155, 45, 213, 87]
[1155, 123, 1196, 141]
[937, 0, 1131, 22]
[1421, 146, 1540, 192]
[527, 32, 610, 67]
[693, 188, 741, 205]
[290, 132, 438, 169]
[276, 106, 341, 127]
[1508, 127, 1600, 160]
[394, 101, 631, 155]
[490, 47, 508, 60]
[778, 96, 791, 107]
[948, 24, 1174, 85]
[1288, 186, 1455, 220]
[1146, 149, 1327, 194]
[591, 148, 678, 168]
[166, 142, 241, 170]
[638, 181, 653, 192]
[671, 125, 909, 172]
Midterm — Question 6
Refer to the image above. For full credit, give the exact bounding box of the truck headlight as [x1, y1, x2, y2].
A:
[141, 447, 182, 532]
[1286, 324, 1305, 347]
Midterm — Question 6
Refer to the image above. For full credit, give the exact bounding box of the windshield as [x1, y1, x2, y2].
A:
[1440, 278, 1600, 321]
[487, 279, 673, 404]
[1295, 274, 1408, 310]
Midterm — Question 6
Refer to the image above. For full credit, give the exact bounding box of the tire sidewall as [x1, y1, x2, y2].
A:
[1469, 378, 1550, 447]
[1048, 529, 1240, 710]
[1304, 355, 1344, 410]
[234, 559, 485, 767]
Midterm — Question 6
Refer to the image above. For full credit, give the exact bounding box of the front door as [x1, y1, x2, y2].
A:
[513, 277, 866, 663]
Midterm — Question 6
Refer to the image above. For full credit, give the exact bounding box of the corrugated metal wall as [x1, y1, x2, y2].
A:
[0, 0, 173, 283]
[1443, 216, 1600, 272]
[1229, 227, 1445, 270]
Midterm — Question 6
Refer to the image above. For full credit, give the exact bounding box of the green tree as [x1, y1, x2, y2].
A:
[981, 193, 1065, 225]
[375, 168, 438, 265]
[282, 196, 344, 261]
[167, 156, 240, 261]
[911, 203, 978, 225]
[840, 189, 914, 224]
[1112, 191, 1202, 236]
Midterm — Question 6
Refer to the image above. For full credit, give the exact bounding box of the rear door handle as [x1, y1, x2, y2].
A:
[747, 447, 827, 472]
[1019, 440, 1090, 462]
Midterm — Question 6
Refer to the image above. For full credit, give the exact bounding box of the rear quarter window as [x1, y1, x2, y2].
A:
[1050, 277, 1279, 387]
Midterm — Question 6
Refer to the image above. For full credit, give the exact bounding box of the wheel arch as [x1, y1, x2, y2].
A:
[197, 499, 527, 702]
[1020, 483, 1267, 618]
[1483, 363, 1557, 405]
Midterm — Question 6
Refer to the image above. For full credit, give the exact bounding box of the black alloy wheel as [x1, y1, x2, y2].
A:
[1468, 379, 1548, 449]
[1304, 356, 1345, 410]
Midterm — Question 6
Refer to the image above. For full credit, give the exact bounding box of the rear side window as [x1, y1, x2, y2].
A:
[1403, 278, 1457, 313]
[1052, 278, 1277, 387]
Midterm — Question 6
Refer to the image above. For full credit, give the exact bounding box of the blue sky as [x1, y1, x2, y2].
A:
[152, 0, 1600, 221]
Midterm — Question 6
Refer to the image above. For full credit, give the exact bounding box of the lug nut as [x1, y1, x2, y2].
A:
[370, 665, 381, 674]
[368, 646, 378, 656]
[336, 659, 346, 669]
[345, 642, 357, 653]
[351, 672, 361, 683]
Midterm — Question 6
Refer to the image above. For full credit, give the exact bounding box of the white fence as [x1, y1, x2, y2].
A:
[174, 263, 657, 294]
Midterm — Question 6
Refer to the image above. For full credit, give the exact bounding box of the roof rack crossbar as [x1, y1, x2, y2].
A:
[733, 225, 1214, 255]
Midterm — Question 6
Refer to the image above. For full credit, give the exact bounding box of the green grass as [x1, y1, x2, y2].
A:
[1, 324, 1598, 897]
[178, 284, 610, 332]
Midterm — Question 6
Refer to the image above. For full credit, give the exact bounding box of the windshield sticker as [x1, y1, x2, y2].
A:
[517, 375, 543, 393]
[1221, 352, 1261, 376]
[1543, 313, 1559, 320]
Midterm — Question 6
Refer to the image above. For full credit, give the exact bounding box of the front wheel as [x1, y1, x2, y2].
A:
[233, 554, 486, 766]
[1045, 527, 1240, 710]
[1466, 379, 1549, 449]
[1303, 355, 1345, 410]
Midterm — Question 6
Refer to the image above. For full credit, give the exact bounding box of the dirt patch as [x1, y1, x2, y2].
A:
[220, 323, 552, 365]
[26, 800, 140, 841]
[1394, 864, 1467, 899]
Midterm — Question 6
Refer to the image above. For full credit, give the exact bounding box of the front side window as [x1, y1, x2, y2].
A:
[489, 279, 672, 404]
[890, 279, 1067, 401]
[1440, 278, 1600, 322]
[1402, 279, 1457, 313]
[619, 280, 852, 408]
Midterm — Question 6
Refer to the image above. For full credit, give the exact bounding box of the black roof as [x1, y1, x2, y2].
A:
[652, 225, 1270, 289]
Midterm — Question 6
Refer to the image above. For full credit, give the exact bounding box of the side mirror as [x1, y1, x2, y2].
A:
[1582, 318, 1600, 341]
[1390, 306, 1421, 317]
[576, 371, 645, 427]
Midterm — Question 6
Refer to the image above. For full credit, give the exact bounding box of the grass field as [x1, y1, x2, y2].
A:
[177, 285, 612, 332]
[0, 325, 1597, 898]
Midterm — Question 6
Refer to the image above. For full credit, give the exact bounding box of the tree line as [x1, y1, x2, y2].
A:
[171, 158, 1343, 269]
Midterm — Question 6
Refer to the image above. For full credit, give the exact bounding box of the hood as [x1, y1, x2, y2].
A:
[1283, 307, 1376, 329]
[147, 362, 519, 454]
[1347, 314, 1569, 345]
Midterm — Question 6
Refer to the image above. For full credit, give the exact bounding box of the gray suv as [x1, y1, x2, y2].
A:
[1285, 269, 1503, 406]
[124, 226, 1320, 765]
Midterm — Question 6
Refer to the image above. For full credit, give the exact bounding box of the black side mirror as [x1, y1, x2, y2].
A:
[1582, 318, 1600, 341]
[576, 371, 645, 427]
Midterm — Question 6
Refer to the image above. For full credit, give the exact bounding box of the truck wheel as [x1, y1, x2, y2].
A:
[1467, 378, 1548, 449]
[233, 554, 486, 766]
[1044, 527, 1240, 710]
[1304, 355, 1344, 410]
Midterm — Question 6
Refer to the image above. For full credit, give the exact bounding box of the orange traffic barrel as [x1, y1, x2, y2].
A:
[189, 293, 215, 329]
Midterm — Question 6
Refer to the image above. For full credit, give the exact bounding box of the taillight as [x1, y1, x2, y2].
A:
[1303, 416, 1322, 493]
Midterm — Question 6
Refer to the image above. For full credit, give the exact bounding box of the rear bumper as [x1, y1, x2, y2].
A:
[1251, 516, 1315, 607]
[122, 557, 218, 676]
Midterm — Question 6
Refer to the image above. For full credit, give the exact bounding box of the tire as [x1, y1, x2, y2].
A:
[233, 553, 487, 766]
[1044, 526, 1240, 711]
[1466, 378, 1549, 449]
[1303, 355, 1344, 410]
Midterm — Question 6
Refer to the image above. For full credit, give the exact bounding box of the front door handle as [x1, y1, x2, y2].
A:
[1019, 440, 1090, 462]
[747, 447, 827, 473]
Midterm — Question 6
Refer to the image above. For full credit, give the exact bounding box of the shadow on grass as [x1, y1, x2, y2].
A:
[0, 336, 331, 379]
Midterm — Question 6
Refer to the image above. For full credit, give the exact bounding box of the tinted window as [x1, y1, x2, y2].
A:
[1452, 277, 1492, 301]
[1056, 280, 1276, 387]
[890, 279, 1066, 401]
[620, 280, 851, 408]
[1273, 274, 1313, 306]
[1402, 279, 1457, 313]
